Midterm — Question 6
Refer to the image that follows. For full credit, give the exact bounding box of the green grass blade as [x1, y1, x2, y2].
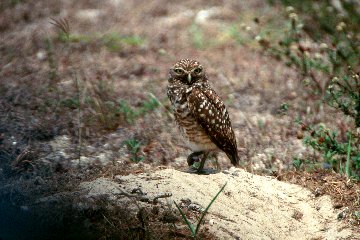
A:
[174, 201, 196, 236]
[346, 133, 352, 177]
[195, 182, 227, 235]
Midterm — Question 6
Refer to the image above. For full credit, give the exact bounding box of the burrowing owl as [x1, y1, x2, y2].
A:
[167, 59, 239, 173]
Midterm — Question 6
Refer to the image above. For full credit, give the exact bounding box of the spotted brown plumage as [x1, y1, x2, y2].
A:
[167, 59, 239, 172]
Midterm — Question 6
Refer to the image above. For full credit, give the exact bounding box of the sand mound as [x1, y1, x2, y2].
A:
[80, 168, 356, 240]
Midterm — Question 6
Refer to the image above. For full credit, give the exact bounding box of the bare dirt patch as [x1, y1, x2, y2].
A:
[82, 167, 355, 239]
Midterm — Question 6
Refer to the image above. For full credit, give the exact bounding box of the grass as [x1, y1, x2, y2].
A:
[300, 123, 359, 178]
[189, 23, 206, 49]
[174, 182, 227, 239]
[118, 95, 160, 124]
[50, 18, 159, 134]
[58, 31, 144, 52]
[252, 3, 360, 179]
[124, 138, 144, 163]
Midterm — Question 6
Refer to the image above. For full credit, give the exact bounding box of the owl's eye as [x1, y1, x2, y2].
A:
[174, 68, 184, 74]
[193, 68, 202, 74]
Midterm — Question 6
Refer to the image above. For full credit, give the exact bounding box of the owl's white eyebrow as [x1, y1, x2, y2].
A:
[174, 67, 185, 71]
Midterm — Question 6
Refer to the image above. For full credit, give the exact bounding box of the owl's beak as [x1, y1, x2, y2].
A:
[187, 73, 192, 83]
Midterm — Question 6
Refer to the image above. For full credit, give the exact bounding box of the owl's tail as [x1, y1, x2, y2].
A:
[227, 152, 240, 166]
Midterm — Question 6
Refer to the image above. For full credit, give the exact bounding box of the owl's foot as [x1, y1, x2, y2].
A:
[186, 166, 202, 174]
[185, 152, 214, 174]
[196, 153, 207, 173]
[185, 166, 216, 175]
[187, 151, 204, 166]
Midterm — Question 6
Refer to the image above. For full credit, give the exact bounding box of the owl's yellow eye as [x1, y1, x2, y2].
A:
[193, 68, 202, 74]
[174, 68, 184, 74]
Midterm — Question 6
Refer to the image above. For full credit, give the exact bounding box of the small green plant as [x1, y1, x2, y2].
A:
[354, 211, 360, 224]
[102, 33, 144, 52]
[57, 32, 92, 43]
[189, 23, 206, 49]
[174, 182, 227, 239]
[57, 31, 144, 52]
[326, 71, 360, 128]
[292, 157, 302, 170]
[292, 157, 321, 172]
[118, 100, 137, 124]
[118, 95, 160, 124]
[300, 122, 359, 179]
[44, 38, 58, 84]
[278, 102, 289, 115]
[51, 18, 83, 162]
[124, 139, 144, 163]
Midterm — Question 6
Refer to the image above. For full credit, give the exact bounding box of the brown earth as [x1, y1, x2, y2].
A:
[81, 167, 354, 239]
[0, 0, 359, 239]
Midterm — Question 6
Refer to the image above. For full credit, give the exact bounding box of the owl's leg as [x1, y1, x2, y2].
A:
[187, 151, 204, 166]
[210, 152, 221, 171]
[197, 152, 209, 173]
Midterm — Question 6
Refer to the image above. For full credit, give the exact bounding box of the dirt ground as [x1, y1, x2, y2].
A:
[0, 0, 359, 239]
[106, 167, 354, 239]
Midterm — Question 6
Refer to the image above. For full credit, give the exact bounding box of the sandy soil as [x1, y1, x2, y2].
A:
[80, 166, 356, 239]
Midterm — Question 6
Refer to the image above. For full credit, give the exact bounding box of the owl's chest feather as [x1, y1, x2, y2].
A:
[167, 85, 217, 151]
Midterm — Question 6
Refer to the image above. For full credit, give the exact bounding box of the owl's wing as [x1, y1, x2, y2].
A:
[187, 87, 239, 166]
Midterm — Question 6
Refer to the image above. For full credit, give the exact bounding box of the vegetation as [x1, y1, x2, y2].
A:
[58, 31, 144, 52]
[253, 1, 360, 179]
[174, 183, 227, 239]
[124, 138, 144, 163]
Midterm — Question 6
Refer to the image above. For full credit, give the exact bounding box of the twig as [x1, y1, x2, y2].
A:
[146, 92, 174, 120]
[102, 213, 116, 228]
[153, 193, 173, 203]
[116, 189, 172, 203]
[74, 73, 82, 165]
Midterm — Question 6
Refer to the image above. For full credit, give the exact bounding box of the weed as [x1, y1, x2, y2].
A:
[58, 76, 160, 131]
[254, 5, 359, 95]
[102, 33, 143, 52]
[278, 102, 289, 115]
[292, 157, 323, 172]
[57, 31, 144, 52]
[124, 139, 144, 163]
[60, 97, 80, 109]
[174, 182, 227, 239]
[253, 3, 360, 178]
[346, 134, 352, 178]
[227, 25, 246, 45]
[118, 100, 137, 124]
[44, 38, 58, 84]
[354, 211, 360, 224]
[326, 70, 360, 128]
[299, 122, 360, 179]
[51, 18, 83, 162]
[57, 32, 92, 43]
[118, 95, 160, 124]
[189, 23, 205, 49]
[292, 157, 302, 170]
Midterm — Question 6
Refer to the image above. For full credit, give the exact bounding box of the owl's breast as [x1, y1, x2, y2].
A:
[175, 109, 217, 152]
[167, 84, 217, 152]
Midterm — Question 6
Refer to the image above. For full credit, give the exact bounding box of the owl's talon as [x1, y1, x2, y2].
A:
[185, 167, 210, 175]
[187, 151, 204, 166]
[186, 166, 199, 173]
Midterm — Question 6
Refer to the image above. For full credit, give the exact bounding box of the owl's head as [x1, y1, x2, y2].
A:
[169, 59, 206, 85]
